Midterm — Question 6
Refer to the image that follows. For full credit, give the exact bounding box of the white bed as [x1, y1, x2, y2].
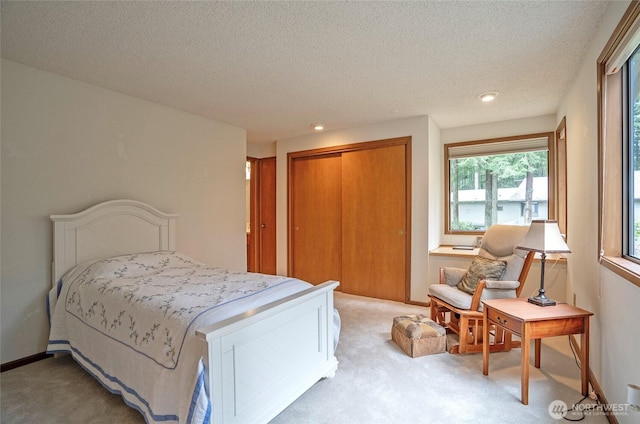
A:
[46, 199, 339, 424]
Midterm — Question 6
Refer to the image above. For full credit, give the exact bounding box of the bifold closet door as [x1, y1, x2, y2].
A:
[290, 154, 342, 285]
[341, 144, 406, 302]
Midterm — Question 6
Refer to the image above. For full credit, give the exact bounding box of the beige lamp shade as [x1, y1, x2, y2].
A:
[516, 220, 570, 254]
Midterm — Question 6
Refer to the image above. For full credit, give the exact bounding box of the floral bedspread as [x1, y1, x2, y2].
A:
[59, 251, 295, 369]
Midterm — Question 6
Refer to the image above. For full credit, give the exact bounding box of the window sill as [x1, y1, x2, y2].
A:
[600, 256, 640, 288]
[429, 245, 567, 263]
[429, 245, 479, 257]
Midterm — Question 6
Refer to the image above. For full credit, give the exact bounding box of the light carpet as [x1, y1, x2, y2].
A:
[1, 292, 607, 423]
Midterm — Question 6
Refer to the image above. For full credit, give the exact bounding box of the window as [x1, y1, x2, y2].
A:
[625, 46, 640, 261]
[445, 133, 555, 234]
[598, 1, 640, 286]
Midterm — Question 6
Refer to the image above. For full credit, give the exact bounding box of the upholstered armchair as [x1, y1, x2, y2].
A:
[428, 224, 534, 354]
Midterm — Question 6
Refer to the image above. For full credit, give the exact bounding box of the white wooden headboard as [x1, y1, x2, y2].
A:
[50, 199, 178, 286]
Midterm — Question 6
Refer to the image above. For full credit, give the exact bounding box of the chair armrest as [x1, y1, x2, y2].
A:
[439, 267, 467, 286]
[484, 280, 520, 290]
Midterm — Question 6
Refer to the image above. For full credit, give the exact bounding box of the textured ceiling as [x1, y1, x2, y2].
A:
[1, 1, 610, 143]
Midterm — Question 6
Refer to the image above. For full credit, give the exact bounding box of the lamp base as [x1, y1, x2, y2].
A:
[528, 295, 556, 307]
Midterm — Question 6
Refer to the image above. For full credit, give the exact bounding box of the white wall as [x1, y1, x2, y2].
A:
[247, 141, 276, 158]
[428, 116, 442, 250]
[557, 2, 640, 421]
[275, 116, 432, 302]
[441, 114, 557, 144]
[1, 59, 247, 363]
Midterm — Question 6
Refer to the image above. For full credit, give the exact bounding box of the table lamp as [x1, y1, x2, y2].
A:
[516, 220, 570, 306]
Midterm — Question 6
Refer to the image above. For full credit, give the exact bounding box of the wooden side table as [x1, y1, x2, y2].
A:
[482, 298, 593, 405]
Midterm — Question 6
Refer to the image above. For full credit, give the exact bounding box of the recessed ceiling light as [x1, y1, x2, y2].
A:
[312, 123, 325, 131]
[478, 91, 499, 102]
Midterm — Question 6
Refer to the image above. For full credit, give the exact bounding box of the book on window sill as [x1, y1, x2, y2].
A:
[452, 245, 476, 250]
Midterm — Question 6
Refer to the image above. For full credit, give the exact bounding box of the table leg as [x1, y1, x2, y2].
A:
[521, 323, 530, 405]
[483, 307, 489, 375]
[534, 338, 541, 368]
[581, 317, 590, 396]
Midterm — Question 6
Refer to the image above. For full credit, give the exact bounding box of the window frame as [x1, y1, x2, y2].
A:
[597, 1, 640, 287]
[623, 60, 635, 262]
[444, 132, 556, 235]
[555, 117, 568, 241]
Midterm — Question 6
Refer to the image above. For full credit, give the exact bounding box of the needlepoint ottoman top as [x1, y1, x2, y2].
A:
[393, 314, 445, 339]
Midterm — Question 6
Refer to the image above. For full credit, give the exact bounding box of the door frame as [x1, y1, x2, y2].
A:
[287, 136, 412, 302]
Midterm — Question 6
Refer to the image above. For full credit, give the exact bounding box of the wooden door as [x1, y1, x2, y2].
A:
[258, 157, 277, 274]
[341, 144, 407, 302]
[290, 154, 342, 285]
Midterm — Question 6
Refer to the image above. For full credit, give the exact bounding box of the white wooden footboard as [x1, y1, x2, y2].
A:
[196, 280, 339, 424]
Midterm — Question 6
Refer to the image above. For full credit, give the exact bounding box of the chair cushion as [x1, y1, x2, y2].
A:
[429, 284, 473, 310]
[479, 224, 529, 257]
[429, 282, 519, 311]
[501, 253, 525, 282]
[441, 267, 467, 287]
[479, 285, 518, 302]
[456, 256, 507, 295]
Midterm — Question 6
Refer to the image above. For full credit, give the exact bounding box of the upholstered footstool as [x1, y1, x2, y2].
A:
[391, 314, 446, 357]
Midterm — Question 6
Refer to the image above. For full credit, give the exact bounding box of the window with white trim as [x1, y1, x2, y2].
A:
[445, 133, 555, 234]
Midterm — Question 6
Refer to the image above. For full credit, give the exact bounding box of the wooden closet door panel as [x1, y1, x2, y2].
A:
[259, 157, 277, 274]
[290, 154, 342, 285]
[342, 144, 406, 301]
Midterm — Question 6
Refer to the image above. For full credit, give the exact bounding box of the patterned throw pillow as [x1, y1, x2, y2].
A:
[457, 256, 507, 295]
